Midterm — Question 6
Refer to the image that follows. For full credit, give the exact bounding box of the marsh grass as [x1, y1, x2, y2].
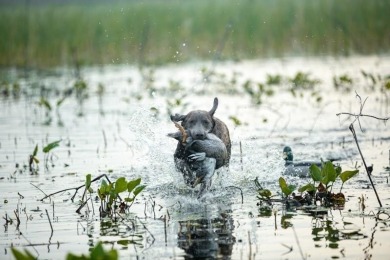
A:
[1, 0, 389, 68]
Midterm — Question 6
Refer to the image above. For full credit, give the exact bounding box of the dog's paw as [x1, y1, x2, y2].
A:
[188, 152, 206, 162]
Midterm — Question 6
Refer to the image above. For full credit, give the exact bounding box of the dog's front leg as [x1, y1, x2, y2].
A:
[174, 157, 195, 187]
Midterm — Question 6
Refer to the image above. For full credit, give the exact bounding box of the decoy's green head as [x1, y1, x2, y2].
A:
[283, 146, 293, 161]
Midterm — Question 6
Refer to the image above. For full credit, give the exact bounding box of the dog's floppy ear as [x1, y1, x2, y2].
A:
[209, 97, 218, 116]
[170, 113, 186, 122]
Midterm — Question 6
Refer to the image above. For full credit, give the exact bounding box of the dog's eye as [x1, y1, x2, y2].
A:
[202, 120, 209, 126]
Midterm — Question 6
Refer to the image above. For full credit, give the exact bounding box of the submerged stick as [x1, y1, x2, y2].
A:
[14, 210, 20, 229]
[39, 174, 112, 202]
[45, 209, 53, 238]
[292, 226, 306, 260]
[349, 124, 382, 207]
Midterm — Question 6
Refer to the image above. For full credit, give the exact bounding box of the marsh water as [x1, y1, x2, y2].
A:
[1, 56, 390, 259]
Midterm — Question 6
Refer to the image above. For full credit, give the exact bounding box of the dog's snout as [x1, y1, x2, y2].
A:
[195, 133, 204, 139]
[194, 133, 205, 139]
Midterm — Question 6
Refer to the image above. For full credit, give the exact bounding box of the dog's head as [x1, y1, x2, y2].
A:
[170, 97, 218, 140]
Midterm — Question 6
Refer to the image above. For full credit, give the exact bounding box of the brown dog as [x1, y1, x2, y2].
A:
[170, 97, 231, 186]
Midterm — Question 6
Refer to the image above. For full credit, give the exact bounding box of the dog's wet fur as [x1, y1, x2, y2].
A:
[170, 97, 231, 189]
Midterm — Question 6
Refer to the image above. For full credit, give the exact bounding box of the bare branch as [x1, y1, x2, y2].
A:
[38, 174, 112, 201]
[336, 91, 389, 132]
[336, 112, 389, 122]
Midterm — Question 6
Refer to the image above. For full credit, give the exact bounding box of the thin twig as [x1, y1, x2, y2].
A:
[336, 112, 389, 122]
[13, 210, 20, 229]
[76, 198, 89, 214]
[135, 216, 155, 249]
[336, 92, 389, 132]
[30, 182, 49, 201]
[349, 124, 382, 207]
[45, 209, 54, 241]
[292, 226, 305, 260]
[39, 174, 112, 201]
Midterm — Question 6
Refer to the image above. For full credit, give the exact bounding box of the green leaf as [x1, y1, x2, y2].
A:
[11, 248, 36, 260]
[43, 140, 61, 153]
[125, 197, 134, 202]
[339, 170, 359, 184]
[85, 174, 92, 189]
[115, 177, 127, 194]
[90, 242, 105, 259]
[258, 189, 272, 199]
[322, 161, 337, 185]
[56, 96, 66, 107]
[33, 157, 39, 164]
[32, 144, 38, 157]
[133, 185, 146, 196]
[98, 180, 111, 199]
[309, 164, 321, 181]
[279, 177, 295, 196]
[38, 97, 52, 111]
[298, 183, 316, 193]
[127, 178, 141, 193]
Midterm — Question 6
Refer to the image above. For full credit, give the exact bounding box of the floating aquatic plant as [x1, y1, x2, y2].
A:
[12, 241, 118, 260]
[28, 145, 39, 174]
[98, 177, 146, 218]
[42, 140, 61, 169]
[333, 74, 353, 92]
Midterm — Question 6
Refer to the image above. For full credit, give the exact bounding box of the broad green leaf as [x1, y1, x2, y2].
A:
[258, 189, 272, 198]
[125, 197, 134, 202]
[90, 242, 105, 259]
[98, 181, 112, 198]
[115, 177, 127, 193]
[32, 144, 38, 157]
[309, 164, 321, 182]
[339, 170, 359, 183]
[322, 161, 337, 185]
[11, 248, 36, 260]
[298, 183, 316, 193]
[43, 140, 61, 153]
[98, 188, 106, 200]
[133, 185, 146, 196]
[127, 178, 141, 193]
[85, 174, 92, 189]
[279, 177, 295, 196]
[100, 179, 108, 189]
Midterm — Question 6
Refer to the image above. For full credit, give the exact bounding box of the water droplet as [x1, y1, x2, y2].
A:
[182, 43, 186, 47]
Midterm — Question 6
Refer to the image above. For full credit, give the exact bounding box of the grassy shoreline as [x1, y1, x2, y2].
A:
[1, 0, 389, 68]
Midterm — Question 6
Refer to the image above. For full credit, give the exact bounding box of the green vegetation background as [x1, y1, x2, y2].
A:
[1, 0, 389, 68]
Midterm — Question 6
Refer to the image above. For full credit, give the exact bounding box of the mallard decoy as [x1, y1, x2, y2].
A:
[168, 130, 227, 198]
[283, 146, 322, 178]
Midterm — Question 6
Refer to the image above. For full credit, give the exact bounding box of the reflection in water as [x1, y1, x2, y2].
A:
[178, 213, 235, 259]
[311, 216, 367, 250]
[99, 219, 144, 248]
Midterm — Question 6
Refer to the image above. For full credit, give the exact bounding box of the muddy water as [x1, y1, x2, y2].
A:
[1, 56, 390, 259]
